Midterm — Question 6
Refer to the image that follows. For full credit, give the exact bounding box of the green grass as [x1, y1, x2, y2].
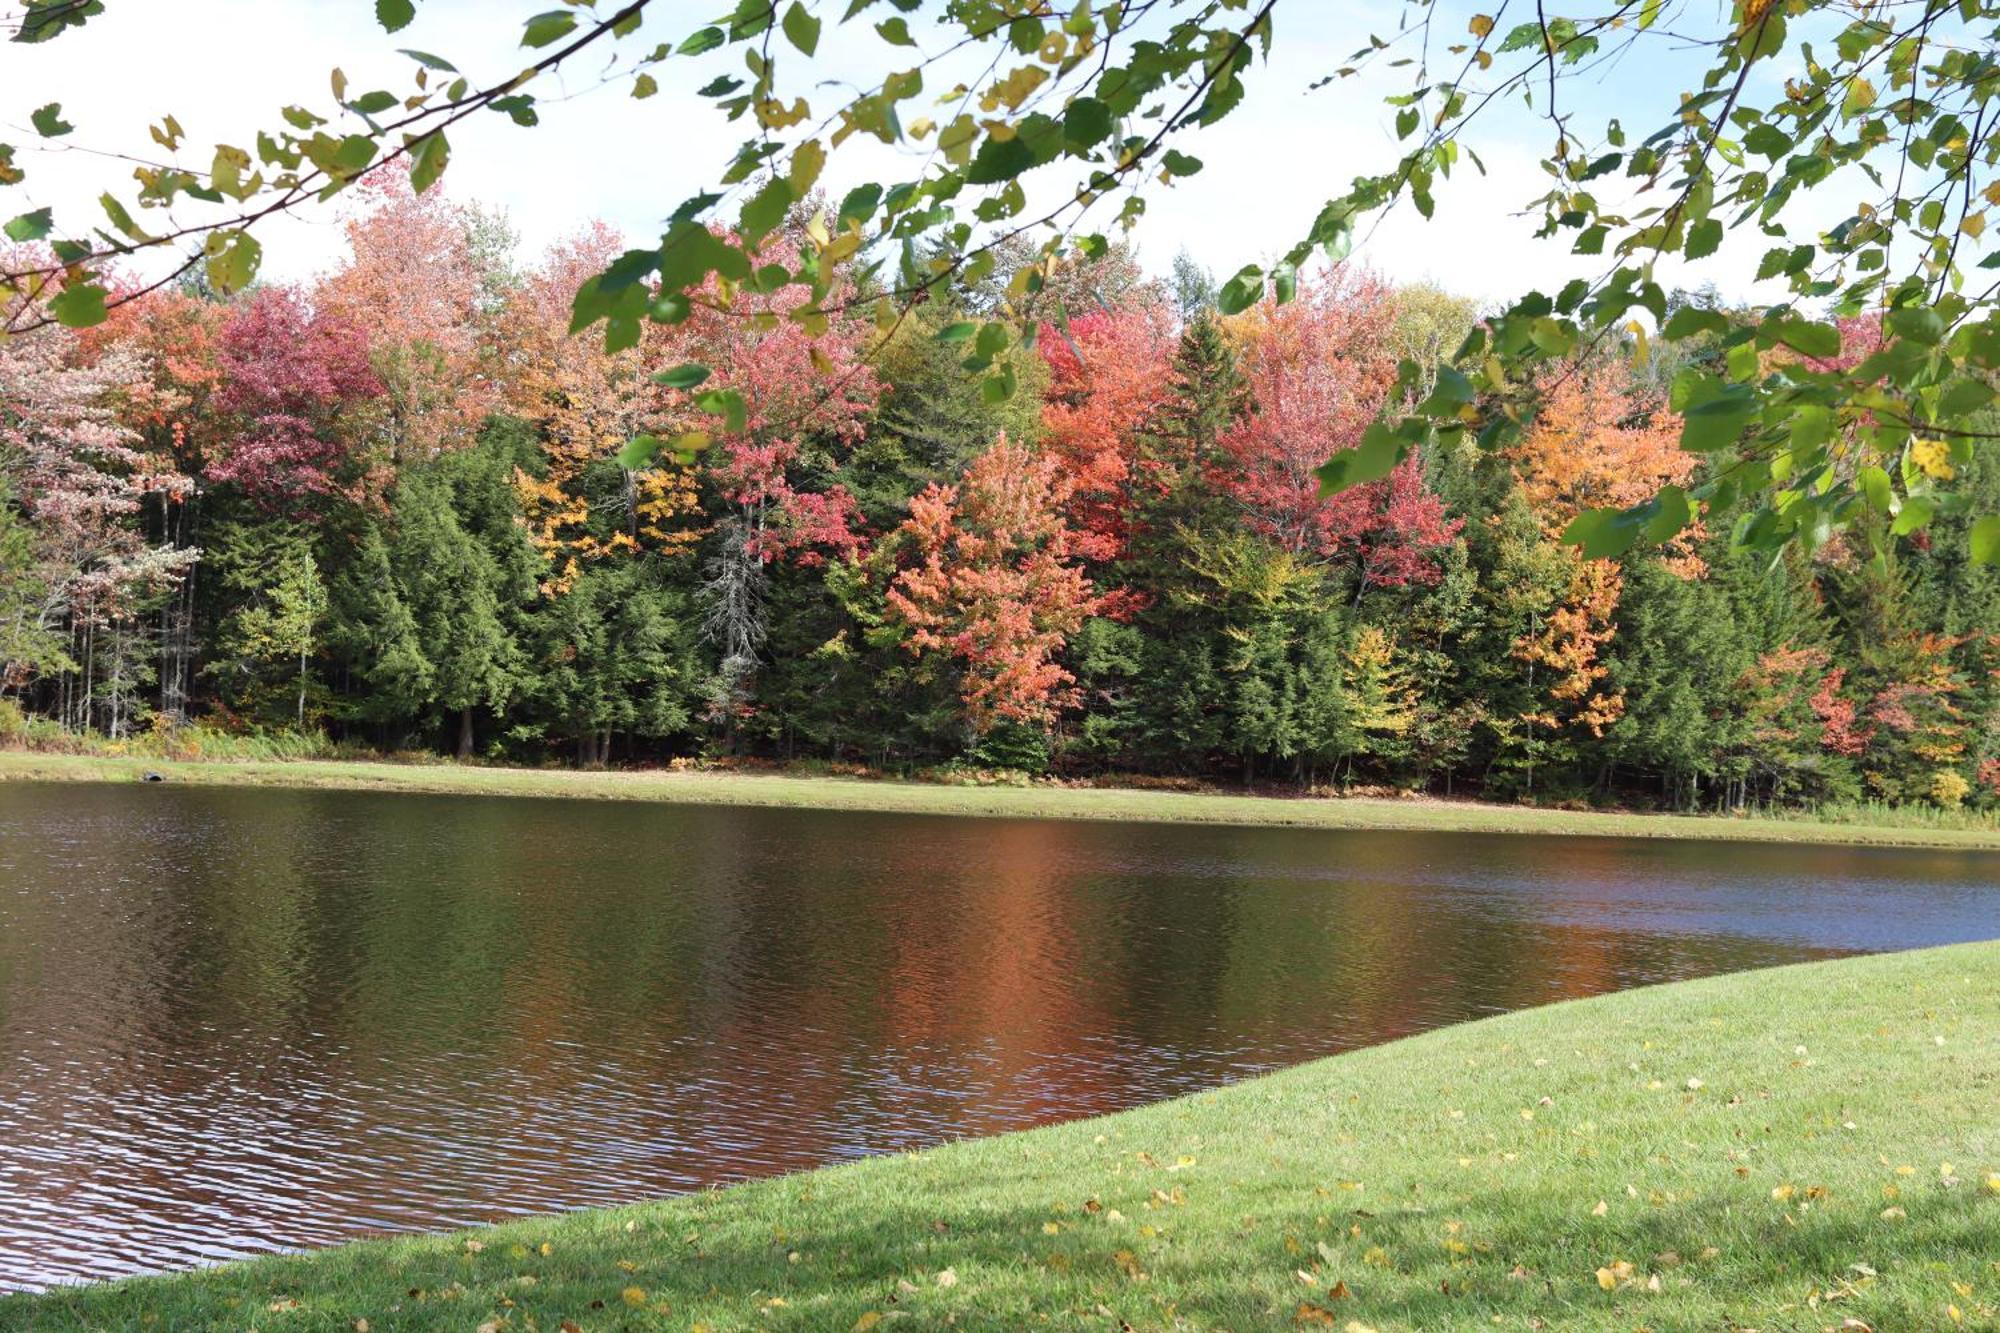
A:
[6, 749, 2000, 850]
[8, 943, 1998, 1331]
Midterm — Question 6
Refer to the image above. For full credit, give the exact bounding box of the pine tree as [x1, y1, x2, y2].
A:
[392, 468, 523, 757]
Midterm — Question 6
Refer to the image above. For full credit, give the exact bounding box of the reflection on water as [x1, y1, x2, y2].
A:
[0, 781, 1994, 1289]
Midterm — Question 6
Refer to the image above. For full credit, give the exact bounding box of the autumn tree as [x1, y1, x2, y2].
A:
[0, 278, 194, 730]
[1221, 272, 1459, 591]
[315, 167, 497, 459]
[498, 223, 700, 591]
[1037, 301, 1175, 567]
[884, 435, 1098, 743]
[210, 287, 382, 511]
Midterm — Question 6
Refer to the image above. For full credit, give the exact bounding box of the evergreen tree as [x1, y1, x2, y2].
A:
[326, 518, 433, 733]
[533, 560, 696, 765]
[205, 518, 327, 728]
[392, 467, 523, 757]
[1605, 558, 1754, 807]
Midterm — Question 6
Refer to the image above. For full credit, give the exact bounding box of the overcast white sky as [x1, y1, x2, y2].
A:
[1, 0, 1804, 307]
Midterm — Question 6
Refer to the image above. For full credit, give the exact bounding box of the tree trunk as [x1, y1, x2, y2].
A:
[457, 706, 474, 759]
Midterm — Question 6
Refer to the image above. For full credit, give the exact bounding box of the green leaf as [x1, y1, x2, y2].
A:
[332, 134, 378, 173]
[408, 131, 449, 193]
[1562, 507, 1642, 560]
[695, 388, 748, 434]
[1216, 265, 1263, 316]
[11, 0, 104, 43]
[1680, 388, 1758, 452]
[934, 321, 977, 342]
[1318, 422, 1405, 492]
[632, 72, 659, 99]
[3, 207, 52, 243]
[203, 230, 262, 295]
[876, 16, 914, 45]
[1063, 97, 1113, 150]
[48, 282, 108, 328]
[1161, 148, 1203, 176]
[1662, 306, 1728, 340]
[679, 26, 725, 56]
[1858, 464, 1893, 512]
[398, 48, 457, 71]
[376, 0, 416, 34]
[1766, 316, 1839, 360]
[965, 134, 1035, 185]
[1885, 306, 1944, 345]
[99, 192, 150, 241]
[1641, 485, 1692, 545]
[521, 10, 578, 48]
[618, 435, 664, 469]
[653, 363, 712, 389]
[1971, 515, 2000, 566]
[739, 176, 795, 244]
[31, 102, 72, 137]
[1685, 218, 1723, 260]
[781, 1, 821, 55]
[1891, 496, 1935, 536]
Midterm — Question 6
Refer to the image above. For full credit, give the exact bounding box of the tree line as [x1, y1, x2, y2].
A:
[4, 173, 1997, 812]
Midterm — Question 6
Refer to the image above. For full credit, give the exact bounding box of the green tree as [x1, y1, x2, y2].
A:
[392, 467, 524, 758]
[1604, 559, 1754, 808]
[206, 518, 327, 729]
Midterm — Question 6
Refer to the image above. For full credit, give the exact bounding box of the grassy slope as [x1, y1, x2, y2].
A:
[8, 943, 1998, 1331]
[6, 749, 2000, 850]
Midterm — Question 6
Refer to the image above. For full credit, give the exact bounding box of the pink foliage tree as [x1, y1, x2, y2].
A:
[1222, 269, 1460, 586]
[315, 165, 495, 457]
[674, 233, 881, 566]
[210, 287, 381, 510]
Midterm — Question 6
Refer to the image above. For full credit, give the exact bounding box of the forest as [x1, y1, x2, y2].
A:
[3, 170, 1997, 814]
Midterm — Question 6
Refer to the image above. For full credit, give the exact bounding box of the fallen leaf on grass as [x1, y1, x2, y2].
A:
[935, 1268, 958, 1288]
[854, 1313, 883, 1331]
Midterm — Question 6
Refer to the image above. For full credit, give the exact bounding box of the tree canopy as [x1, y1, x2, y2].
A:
[1, 0, 1998, 573]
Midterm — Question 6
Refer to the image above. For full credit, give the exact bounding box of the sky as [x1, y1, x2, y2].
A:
[0, 0, 1812, 308]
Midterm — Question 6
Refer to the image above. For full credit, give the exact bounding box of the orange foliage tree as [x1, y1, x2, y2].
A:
[497, 224, 700, 591]
[1503, 356, 1694, 752]
[884, 435, 1099, 733]
[1036, 302, 1175, 565]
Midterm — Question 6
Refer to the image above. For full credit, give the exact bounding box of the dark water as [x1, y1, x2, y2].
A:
[1, 782, 1996, 1291]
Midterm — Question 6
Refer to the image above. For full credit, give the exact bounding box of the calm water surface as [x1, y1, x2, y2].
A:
[1, 781, 1996, 1290]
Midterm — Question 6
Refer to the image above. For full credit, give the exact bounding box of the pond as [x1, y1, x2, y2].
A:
[2, 781, 1996, 1291]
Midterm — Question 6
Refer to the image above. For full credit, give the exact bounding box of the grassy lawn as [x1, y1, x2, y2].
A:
[6, 749, 2000, 850]
[7, 942, 1997, 1330]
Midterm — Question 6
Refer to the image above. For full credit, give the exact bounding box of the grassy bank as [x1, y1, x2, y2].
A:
[8, 942, 1997, 1330]
[6, 748, 2000, 850]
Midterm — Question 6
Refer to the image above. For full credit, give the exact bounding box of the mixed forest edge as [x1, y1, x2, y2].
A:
[8, 174, 2000, 822]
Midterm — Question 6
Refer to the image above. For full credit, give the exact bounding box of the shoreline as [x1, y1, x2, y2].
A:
[5, 748, 2000, 849]
[8, 941, 1996, 1328]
